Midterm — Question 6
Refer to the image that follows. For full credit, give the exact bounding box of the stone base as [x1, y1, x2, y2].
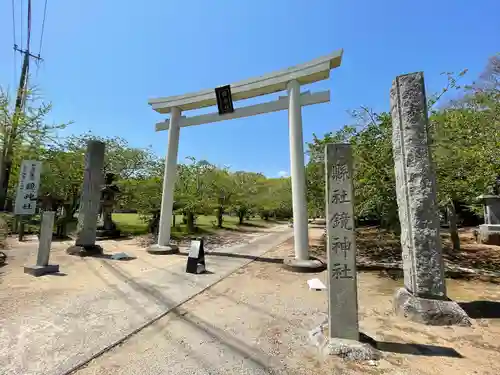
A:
[309, 324, 381, 361]
[282, 256, 326, 273]
[323, 338, 382, 360]
[477, 224, 500, 245]
[66, 244, 104, 257]
[24, 264, 60, 277]
[393, 287, 471, 326]
[147, 244, 179, 255]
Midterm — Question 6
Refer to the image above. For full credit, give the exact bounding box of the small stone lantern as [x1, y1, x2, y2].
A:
[477, 194, 500, 245]
[96, 173, 121, 238]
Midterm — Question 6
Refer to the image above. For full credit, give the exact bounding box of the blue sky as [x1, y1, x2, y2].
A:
[1, 0, 499, 178]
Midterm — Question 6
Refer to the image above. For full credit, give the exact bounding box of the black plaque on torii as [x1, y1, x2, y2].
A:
[215, 85, 234, 115]
[186, 237, 206, 274]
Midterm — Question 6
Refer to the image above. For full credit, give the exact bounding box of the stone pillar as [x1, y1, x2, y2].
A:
[25, 211, 59, 276]
[477, 195, 500, 245]
[148, 107, 181, 255]
[308, 144, 380, 361]
[67, 140, 105, 256]
[282, 80, 324, 272]
[325, 144, 358, 340]
[390, 72, 470, 326]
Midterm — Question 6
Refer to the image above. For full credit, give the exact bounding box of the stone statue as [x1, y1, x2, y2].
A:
[96, 173, 121, 238]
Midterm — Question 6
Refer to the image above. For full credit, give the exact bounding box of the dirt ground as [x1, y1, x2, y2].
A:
[72, 227, 500, 375]
[308, 226, 500, 282]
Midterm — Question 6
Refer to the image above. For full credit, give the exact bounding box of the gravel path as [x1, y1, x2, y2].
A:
[0, 225, 292, 375]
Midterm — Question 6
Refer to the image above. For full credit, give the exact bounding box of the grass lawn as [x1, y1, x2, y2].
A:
[112, 213, 279, 238]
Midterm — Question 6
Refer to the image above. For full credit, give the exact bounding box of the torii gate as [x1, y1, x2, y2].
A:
[147, 49, 343, 271]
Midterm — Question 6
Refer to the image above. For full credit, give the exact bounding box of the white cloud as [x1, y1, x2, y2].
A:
[278, 171, 289, 178]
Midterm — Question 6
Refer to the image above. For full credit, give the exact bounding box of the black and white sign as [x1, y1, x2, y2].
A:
[215, 85, 234, 115]
[186, 238, 206, 274]
[14, 160, 42, 215]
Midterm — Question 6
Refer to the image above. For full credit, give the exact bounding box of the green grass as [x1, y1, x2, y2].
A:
[112, 213, 279, 238]
[112, 213, 149, 235]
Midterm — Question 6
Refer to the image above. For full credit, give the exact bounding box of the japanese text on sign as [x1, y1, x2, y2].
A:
[330, 236, 352, 259]
[329, 212, 352, 230]
[331, 263, 354, 279]
[331, 188, 350, 204]
[14, 160, 42, 216]
[331, 163, 349, 182]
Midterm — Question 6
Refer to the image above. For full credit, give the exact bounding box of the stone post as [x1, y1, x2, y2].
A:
[477, 195, 500, 245]
[24, 211, 59, 276]
[311, 144, 380, 360]
[67, 140, 105, 256]
[390, 72, 470, 326]
[325, 144, 358, 340]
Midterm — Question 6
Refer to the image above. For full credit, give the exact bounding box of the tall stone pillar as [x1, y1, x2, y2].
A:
[390, 72, 470, 326]
[67, 140, 106, 256]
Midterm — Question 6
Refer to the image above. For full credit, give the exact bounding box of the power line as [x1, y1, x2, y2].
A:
[20, 0, 23, 50]
[26, 0, 31, 51]
[11, 0, 16, 45]
[35, 0, 48, 77]
[38, 0, 48, 57]
[11, 0, 17, 88]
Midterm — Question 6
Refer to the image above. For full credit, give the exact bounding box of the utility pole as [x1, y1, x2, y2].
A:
[0, 0, 42, 210]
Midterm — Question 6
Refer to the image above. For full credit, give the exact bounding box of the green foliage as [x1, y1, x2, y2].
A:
[306, 55, 500, 230]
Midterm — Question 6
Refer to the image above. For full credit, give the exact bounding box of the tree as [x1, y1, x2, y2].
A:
[0, 87, 70, 209]
[306, 110, 398, 230]
[174, 157, 215, 232]
[255, 177, 293, 220]
[206, 167, 235, 228]
[230, 171, 263, 224]
[63, 133, 158, 179]
[429, 57, 500, 248]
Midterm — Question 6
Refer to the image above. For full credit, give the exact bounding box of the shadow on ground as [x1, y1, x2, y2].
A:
[377, 341, 463, 358]
[76, 260, 275, 374]
[177, 250, 283, 264]
[459, 300, 500, 319]
[361, 333, 463, 358]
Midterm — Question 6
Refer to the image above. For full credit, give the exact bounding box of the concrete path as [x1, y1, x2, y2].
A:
[0, 226, 293, 375]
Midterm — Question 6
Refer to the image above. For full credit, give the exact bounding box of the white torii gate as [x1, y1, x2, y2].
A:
[147, 49, 343, 271]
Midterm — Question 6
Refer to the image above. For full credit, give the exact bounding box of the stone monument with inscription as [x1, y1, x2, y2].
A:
[309, 143, 380, 360]
[67, 140, 106, 256]
[390, 72, 470, 326]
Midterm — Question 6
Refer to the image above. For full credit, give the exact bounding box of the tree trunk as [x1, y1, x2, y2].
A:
[217, 207, 223, 228]
[18, 217, 25, 241]
[172, 213, 176, 227]
[0, 159, 12, 211]
[238, 211, 244, 224]
[447, 201, 460, 251]
[187, 211, 195, 233]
